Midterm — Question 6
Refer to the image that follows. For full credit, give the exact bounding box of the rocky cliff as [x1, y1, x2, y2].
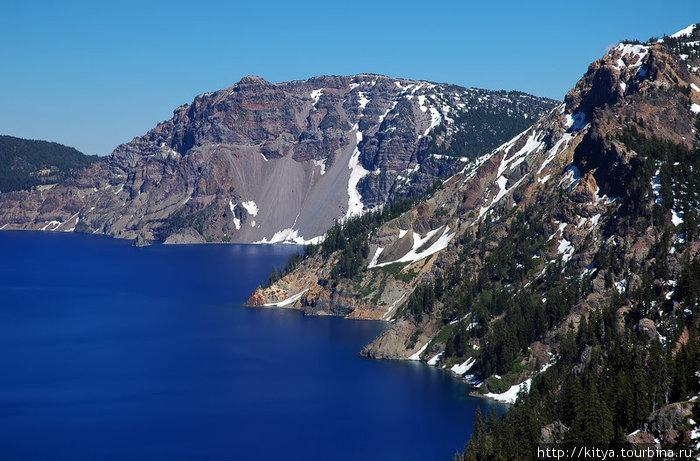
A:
[0, 75, 556, 243]
[250, 25, 700, 455]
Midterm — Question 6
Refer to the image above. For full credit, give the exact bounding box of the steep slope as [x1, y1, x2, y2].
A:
[0, 75, 556, 243]
[0, 135, 98, 193]
[249, 25, 700, 454]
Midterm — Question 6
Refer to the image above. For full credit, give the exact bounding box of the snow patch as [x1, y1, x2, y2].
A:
[424, 107, 442, 136]
[371, 226, 455, 268]
[241, 201, 258, 217]
[427, 352, 444, 366]
[377, 101, 398, 125]
[613, 43, 649, 69]
[40, 220, 61, 231]
[548, 222, 567, 242]
[537, 130, 577, 175]
[450, 357, 476, 375]
[255, 228, 324, 245]
[368, 247, 384, 268]
[557, 238, 574, 263]
[408, 342, 429, 361]
[671, 24, 697, 38]
[484, 378, 532, 404]
[229, 200, 241, 230]
[671, 209, 684, 226]
[560, 165, 582, 190]
[417, 95, 428, 112]
[310, 88, 323, 107]
[498, 131, 544, 177]
[615, 279, 628, 294]
[358, 92, 370, 109]
[346, 129, 370, 218]
[493, 176, 509, 204]
[476, 176, 526, 221]
[313, 158, 327, 175]
[651, 168, 663, 205]
[264, 289, 309, 307]
[691, 104, 700, 114]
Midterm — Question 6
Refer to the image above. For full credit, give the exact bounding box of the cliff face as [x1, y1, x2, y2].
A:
[254, 25, 700, 345]
[250, 25, 700, 450]
[0, 75, 556, 243]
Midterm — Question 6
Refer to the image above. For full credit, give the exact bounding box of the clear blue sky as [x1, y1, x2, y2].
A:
[1, 0, 697, 156]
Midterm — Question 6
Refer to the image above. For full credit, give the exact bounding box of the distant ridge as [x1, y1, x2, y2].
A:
[0, 135, 98, 193]
[0, 74, 556, 242]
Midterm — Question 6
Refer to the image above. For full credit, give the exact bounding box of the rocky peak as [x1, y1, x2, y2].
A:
[0, 74, 557, 244]
[562, 25, 700, 198]
[252, 24, 700, 363]
[233, 75, 273, 88]
[249, 25, 700, 458]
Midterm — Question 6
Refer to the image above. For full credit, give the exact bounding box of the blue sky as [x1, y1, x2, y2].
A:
[1, 1, 697, 156]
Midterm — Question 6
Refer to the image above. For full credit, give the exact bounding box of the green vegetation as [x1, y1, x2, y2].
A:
[263, 244, 319, 288]
[453, 127, 700, 460]
[617, 125, 700, 241]
[660, 26, 700, 62]
[426, 103, 549, 161]
[155, 201, 220, 240]
[0, 135, 98, 192]
[320, 180, 442, 284]
[456, 266, 700, 459]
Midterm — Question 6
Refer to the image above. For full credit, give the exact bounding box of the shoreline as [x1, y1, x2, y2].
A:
[2, 228, 513, 406]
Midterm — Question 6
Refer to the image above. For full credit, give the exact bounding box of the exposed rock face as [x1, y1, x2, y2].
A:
[638, 318, 658, 340]
[540, 422, 568, 444]
[252, 28, 700, 375]
[132, 232, 150, 247]
[249, 26, 700, 455]
[0, 75, 556, 243]
[163, 227, 206, 244]
[647, 401, 694, 443]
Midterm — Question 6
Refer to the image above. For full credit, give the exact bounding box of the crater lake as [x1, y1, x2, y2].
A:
[0, 231, 502, 461]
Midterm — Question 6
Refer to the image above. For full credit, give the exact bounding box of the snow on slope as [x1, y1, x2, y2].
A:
[368, 226, 456, 268]
[671, 24, 697, 38]
[346, 127, 370, 218]
[484, 379, 532, 404]
[408, 342, 429, 360]
[264, 289, 309, 307]
[254, 228, 324, 245]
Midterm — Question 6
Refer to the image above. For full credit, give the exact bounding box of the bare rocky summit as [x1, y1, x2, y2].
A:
[0, 75, 556, 243]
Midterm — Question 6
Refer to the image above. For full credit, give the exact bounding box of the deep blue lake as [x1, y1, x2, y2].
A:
[0, 231, 501, 461]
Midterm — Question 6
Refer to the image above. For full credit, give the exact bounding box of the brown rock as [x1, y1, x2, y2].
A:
[638, 318, 658, 340]
[540, 421, 568, 444]
[246, 287, 267, 307]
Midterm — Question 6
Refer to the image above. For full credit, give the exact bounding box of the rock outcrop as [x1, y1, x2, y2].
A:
[0, 75, 557, 243]
[251, 25, 700, 457]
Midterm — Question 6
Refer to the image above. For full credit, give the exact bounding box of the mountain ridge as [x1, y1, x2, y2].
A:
[0, 74, 557, 243]
[0, 135, 98, 194]
[248, 24, 700, 456]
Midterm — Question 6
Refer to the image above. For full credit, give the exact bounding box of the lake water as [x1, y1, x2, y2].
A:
[0, 231, 501, 461]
